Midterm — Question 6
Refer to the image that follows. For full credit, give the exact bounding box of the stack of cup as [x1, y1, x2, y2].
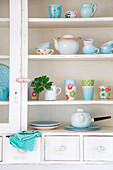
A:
[82, 80, 94, 100]
[99, 86, 111, 100]
[64, 79, 76, 101]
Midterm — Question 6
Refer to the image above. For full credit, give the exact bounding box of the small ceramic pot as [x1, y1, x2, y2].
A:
[65, 10, 77, 18]
[29, 87, 39, 101]
[0, 87, 8, 101]
[35, 49, 54, 55]
[83, 46, 99, 54]
[82, 80, 94, 86]
[48, 4, 62, 18]
[81, 3, 97, 18]
[83, 39, 94, 47]
[65, 86, 76, 101]
[99, 86, 111, 100]
[82, 86, 94, 100]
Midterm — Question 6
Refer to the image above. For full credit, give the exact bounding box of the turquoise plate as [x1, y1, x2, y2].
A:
[64, 125, 101, 131]
[29, 121, 60, 127]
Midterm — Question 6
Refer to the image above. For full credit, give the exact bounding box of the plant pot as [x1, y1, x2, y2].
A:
[28, 87, 39, 101]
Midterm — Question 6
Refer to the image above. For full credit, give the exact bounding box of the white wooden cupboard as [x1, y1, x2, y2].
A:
[0, 0, 113, 166]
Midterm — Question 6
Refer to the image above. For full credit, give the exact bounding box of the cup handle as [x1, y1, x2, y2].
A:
[111, 48, 113, 54]
[94, 47, 99, 54]
[91, 3, 97, 17]
[74, 11, 77, 17]
[56, 87, 62, 96]
[48, 49, 54, 55]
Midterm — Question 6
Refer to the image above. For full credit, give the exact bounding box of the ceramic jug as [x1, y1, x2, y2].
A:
[81, 3, 97, 18]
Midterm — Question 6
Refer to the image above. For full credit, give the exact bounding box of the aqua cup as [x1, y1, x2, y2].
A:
[48, 5, 62, 18]
[82, 86, 94, 100]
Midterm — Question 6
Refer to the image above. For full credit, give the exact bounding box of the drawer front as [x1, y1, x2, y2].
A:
[84, 136, 113, 161]
[4, 137, 41, 163]
[0, 137, 2, 162]
[45, 136, 80, 161]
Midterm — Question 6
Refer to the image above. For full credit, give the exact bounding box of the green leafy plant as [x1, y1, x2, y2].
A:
[31, 75, 53, 94]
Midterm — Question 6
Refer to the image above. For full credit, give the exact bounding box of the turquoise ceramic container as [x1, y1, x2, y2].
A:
[81, 3, 97, 18]
[0, 87, 8, 101]
[82, 86, 94, 100]
[48, 5, 62, 18]
[83, 46, 99, 54]
[100, 45, 113, 54]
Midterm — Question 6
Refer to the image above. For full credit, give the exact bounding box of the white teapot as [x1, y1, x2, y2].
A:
[53, 35, 81, 54]
[71, 108, 111, 128]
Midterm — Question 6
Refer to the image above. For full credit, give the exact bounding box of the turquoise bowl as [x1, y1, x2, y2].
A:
[83, 46, 99, 54]
[82, 86, 94, 100]
[48, 5, 62, 18]
[100, 45, 113, 54]
[35, 42, 50, 49]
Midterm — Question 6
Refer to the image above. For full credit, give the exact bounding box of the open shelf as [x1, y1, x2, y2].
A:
[0, 18, 9, 28]
[28, 54, 113, 61]
[28, 17, 113, 28]
[28, 100, 113, 105]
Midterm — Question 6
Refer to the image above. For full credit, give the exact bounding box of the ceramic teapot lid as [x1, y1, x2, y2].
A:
[58, 34, 81, 40]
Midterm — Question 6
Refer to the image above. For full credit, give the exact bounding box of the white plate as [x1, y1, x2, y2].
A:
[30, 125, 60, 130]
[29, 121, 60, 127]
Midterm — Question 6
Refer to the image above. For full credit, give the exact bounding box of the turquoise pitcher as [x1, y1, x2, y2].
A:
[81, 3, 97, 18]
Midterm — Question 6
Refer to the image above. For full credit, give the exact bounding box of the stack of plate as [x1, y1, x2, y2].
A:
[29, 121, 60, 130]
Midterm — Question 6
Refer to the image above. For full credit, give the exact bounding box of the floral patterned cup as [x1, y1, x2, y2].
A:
[99, 86, 111, 100]
[35, 49, 54, 55]
[65, 86, 76, 101]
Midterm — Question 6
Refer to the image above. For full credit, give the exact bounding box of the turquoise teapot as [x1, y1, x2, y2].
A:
[81, 3, 97, 18]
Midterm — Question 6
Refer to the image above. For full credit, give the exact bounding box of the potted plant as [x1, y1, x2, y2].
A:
[29, 75, 53, 101]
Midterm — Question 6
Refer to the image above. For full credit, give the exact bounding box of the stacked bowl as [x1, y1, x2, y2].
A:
[82, 80, 94, 100]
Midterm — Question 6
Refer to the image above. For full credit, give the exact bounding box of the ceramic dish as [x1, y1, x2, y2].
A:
[64, 124, 101, 131]
[30, 125, 60, 130]
[35, 49, 54, 55]
[36, 42, 50, 49]
[29, 121, 60, 127]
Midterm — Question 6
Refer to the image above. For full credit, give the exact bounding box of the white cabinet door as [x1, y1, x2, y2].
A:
[4, 137, 41, 163]
[84, 136, 113, 161]
[45, 136, 80, 161]
[0, 137, 2, 162]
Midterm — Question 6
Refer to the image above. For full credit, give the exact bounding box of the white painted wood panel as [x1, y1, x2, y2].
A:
[0, 137, 2, 162]
[84, 136, 113, 161]
[45, 136, 80, 161]
[3, 137, 41, 163]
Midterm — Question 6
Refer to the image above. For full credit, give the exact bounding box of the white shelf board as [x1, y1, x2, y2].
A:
[0, 55, 9, 60]
[0, 101, 9, 105]
[28, 17, 113, 28]
[28, 54, 113, 61]
[0, 18, 10, 28]
[28, 100, 113, 105]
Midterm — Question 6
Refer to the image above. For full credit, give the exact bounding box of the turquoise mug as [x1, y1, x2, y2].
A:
[83, 46, 99, 54]
[48, 5, 62, 18]
[81, 3, 97, 18]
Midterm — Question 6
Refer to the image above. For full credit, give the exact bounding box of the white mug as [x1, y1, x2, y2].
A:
[84, 39, 94, 47]
[45, 85, 62, 101]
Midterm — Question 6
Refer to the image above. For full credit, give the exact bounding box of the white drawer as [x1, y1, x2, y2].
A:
[45, 136, 80, 161]
[0, 137, 2, 162]
[4, 137, 41, 163]
[84, 136, 113, 161]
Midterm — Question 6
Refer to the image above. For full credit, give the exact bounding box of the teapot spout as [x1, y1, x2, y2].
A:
[53, 38, 59, 51]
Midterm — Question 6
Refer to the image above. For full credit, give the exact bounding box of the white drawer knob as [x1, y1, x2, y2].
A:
[58, 145, 66, 152]
[97, 145, 105, 152]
